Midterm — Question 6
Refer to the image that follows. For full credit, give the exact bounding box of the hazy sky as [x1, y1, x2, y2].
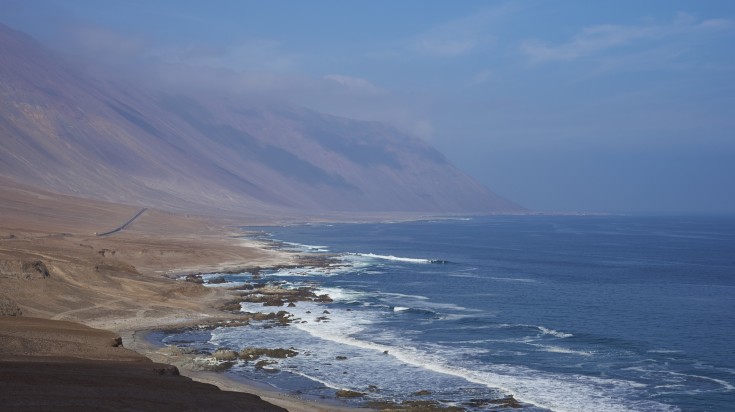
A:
[3, 0, 735, 213]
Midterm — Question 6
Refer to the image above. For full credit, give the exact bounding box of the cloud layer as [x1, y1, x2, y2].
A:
[521, 13, 733, 63]
[2, 0, 734, 212]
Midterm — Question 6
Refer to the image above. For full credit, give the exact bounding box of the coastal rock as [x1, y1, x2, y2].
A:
[316, 294, 333, 303]
[213, 349, 238, 361]
[262, 298, 285, 306]
[236, 282, 337, 311]
[366, 401, 399, 410]
[370, 398, 466, 411]
[401, 400, 464, 411]
[335, 389, 364, 398]
[239, 349, 260, 360]
[205, 361, 237, 372]
[412, 390, 432, 396]
[335, 356, 348, 361]
[251, 312, 273, 321]
[264, 348, 298, 358]
[489, 395, 522, 409]
[208, 276, 227, 284]
[464, 395, 522, 409]
[275, 310, 292, 325]
[162, 345, 186, 356]
[219, 300, 243, 312]
[254, 359, 276, 369]
[183, 274, 204, 284]
[239, 347, 298, 360]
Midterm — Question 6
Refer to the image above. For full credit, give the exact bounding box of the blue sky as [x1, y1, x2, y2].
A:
[3, 0, 735, 213]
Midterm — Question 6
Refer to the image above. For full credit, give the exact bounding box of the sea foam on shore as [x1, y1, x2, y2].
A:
[161, 217, 735, 411]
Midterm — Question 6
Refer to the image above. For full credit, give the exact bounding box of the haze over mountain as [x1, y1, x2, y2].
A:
[0, 23, 522, 216]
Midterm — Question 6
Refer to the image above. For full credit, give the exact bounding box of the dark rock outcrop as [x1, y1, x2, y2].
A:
[0, 293, 22, 316]
[213, 349, 239, 361]
[464, 395, 523, 409]
[0, 259, 51, 280]
[335, 389, 364, 398]
[239, 347, 298, 361]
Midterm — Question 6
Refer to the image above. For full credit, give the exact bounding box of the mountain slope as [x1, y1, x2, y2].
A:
[0, 23, 523, 215]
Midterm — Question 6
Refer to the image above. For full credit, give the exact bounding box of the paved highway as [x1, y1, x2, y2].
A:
[95, 208, 147, 236]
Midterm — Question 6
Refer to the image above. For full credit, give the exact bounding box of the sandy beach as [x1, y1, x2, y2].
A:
[0, 182, 371, 411]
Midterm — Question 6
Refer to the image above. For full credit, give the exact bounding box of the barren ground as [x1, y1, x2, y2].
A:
[0, 180, 366, 411]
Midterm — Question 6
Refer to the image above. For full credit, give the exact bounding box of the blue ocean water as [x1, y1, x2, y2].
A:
[163, 216, 735, 411]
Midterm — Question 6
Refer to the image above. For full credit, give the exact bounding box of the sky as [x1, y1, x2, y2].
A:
[2, 0, 735, 213]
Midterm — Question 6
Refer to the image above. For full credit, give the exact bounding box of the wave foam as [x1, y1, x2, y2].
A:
[314, 286, 369, 303]
[498, 324, 574, 339]
[267, 264, 356, 278]
[538, 326, 574, 339]
[488, 277, 539, 283]
[623, 367, 735, 391]
[350, 253, 447, 264]
[647, 349, 684, 354]
[280, 241, 330, 253]
[292, 320, 673, 412]
[533, 344, 594, 357]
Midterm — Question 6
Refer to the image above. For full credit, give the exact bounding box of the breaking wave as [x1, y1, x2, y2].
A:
[350, 253, 448, 264]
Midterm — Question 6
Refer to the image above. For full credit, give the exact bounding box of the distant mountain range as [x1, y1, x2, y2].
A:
[0, 23, 523, 216]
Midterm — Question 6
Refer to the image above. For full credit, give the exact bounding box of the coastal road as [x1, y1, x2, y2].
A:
[95, 208, 147, 237]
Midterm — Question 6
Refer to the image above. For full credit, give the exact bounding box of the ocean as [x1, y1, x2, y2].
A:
[160, 216, 735, 411]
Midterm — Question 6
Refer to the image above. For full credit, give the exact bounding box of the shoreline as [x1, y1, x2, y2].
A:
[108, 230, 374, 412]
[0, 187, 374, 412]
[154, 225, 534, 412]
[113, 234, 375, 412]
[0, 185, 527, 411]
[125, 328, 373, 412]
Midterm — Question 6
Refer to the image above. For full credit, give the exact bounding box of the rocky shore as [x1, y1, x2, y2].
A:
[146, 260, 524, 412]
[0, 184, 521, 411]
[0, 317, 287, 412]
[0, 184, 373, 411]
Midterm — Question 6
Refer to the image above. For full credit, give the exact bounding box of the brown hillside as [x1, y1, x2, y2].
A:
[0, 23, 522, 215]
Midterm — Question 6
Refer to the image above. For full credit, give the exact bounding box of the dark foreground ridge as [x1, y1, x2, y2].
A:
[0, 316, 287, 412]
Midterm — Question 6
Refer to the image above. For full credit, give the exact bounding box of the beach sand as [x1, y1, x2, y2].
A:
[0, 182, 371, 411]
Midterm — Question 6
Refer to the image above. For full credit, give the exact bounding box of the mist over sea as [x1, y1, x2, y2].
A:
[163, 216, 735, 411]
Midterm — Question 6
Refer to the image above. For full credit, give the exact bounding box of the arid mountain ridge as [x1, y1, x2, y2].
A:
[0, 23, 522, 216]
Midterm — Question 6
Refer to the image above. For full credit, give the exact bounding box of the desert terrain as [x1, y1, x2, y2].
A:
[0, 180, 367, 411]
